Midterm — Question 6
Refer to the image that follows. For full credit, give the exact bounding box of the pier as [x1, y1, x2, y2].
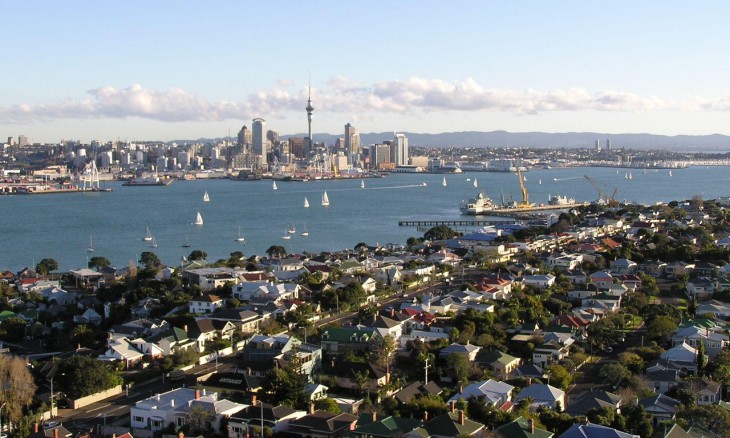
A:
[399, 219, 520, 227]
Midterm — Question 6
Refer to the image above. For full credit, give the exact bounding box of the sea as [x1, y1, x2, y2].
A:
[1, 165, 727, 272]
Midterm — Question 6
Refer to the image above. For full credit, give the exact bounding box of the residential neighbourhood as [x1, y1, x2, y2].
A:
[5, 199, 730, 437]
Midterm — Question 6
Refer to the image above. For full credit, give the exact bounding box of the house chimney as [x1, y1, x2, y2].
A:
[390, 308, 395, 318]
[310, 402, 315, 415]
[423, 411, 428, 421]
[195, 389, 200, 400]
[202, 388, 206, 396]
[178, 432, 184, 438]
[459, 410, 465, 425]
[528, 419, 535, 433]
[54, 429, 59, 438]
[451, 402, 456, 413]
[372, 411, 377, 422]
[34, 423, 39, 433]
[77, 343, 81, 350]
[113, 434, 116, 438]
[171, 398, 175, 407]
[247, 367, 252, 375]
[252, 395, 257, 405]
[184, 325, 188, 332]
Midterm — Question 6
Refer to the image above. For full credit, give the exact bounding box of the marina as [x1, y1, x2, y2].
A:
[0, 166, 727, 271]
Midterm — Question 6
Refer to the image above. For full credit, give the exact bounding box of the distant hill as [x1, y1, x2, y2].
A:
[176, 130, 730, 152]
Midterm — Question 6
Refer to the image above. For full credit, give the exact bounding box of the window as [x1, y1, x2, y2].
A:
[133, 416, 144, 423]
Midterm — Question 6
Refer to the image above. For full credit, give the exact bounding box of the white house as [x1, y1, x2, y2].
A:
[521, 274, 556, 290]
[189, 294, 225, 314]
[514, 384, 565, 411]
[448, 379, 514, 407]
[233, 282, 300, 301]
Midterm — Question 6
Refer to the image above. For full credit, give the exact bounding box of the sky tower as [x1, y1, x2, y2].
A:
[306, 84, 314, 153]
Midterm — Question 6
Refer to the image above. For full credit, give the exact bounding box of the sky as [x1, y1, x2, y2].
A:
[3, 1, 730, 143]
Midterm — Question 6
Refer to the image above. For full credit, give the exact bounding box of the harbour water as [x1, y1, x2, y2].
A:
[1, 166, 727, 272]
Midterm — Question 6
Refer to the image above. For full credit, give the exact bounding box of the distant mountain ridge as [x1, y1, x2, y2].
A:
[176, 130, 730, 152]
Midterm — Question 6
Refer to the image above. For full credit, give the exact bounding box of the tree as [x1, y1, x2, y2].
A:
[446, 353, 470, 384]
[184, 404, 214, 435]
[619, 404, 653, 438]
[314, 397, 341, 414]
[0, 354, 37, 424]
[424, 225, 459, 241]
[646, 315, 678, 343]
[57, 355, 123, 399]
[88, 256, 111, 270]
[35, 258, 58, 275]
[546, 364, 572, 389]
[188, 250, 207, 261]
[266, 245, 287, 259]
[370, 334, 397, 379]
[599, 363, 631, 388]
[139, 251, 161, 269]
[678, 404, 730, 437]
[261, 355, 308, 409]
[697, 341, 707, 374]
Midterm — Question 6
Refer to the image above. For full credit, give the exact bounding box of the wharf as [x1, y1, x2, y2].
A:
[488, 203, 590, 214]
[0, 186, 112, 195]
[399, 219, 520, 227]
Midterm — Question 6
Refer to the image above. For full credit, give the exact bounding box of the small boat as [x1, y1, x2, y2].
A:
[473, 178, 478, 188]
[203, 191, 210, 202]
[553, 177, 558, 181]
[466, 178, 471, 182]
[143, 227, 153, 241]
[151, 236, 158, 248]
[303, 196, 310, 208]
[539, 178, 542, 185]
[523, 175, 527, 182]
[272, 181, 278, 190]
[300, 223, 309, 237]
[669, 170, 673, 177]
[360, 180, 365, 188]
[422, 182, 427, 187]
[235, 226, 245, 242]
[321, 191, 330, 206]
[281, 228, 291, 240]
[442, 177, 447, 187]
[194, 211, 204, 226]
[87, 236, 94, 252]
[182, 236, 191, 248]
[288, 223, 296, 234]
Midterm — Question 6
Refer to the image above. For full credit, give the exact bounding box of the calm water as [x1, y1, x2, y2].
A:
[0, 166, 726, 271]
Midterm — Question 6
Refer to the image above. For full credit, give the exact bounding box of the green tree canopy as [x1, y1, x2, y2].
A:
[0, 354, 37, 423]
[139, 251, 161, 269]
[646, 315, 678, 343]
[88, 256, 111, 270]
[188, 250, 207, 261]
[266, 245, 287, 259]
[35, 258, 58, 275]
[57, 355, 123, 399]
[424, 225, 459, 241]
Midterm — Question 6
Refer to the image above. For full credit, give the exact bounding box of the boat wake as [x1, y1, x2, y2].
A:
[552, 177, 582, 181]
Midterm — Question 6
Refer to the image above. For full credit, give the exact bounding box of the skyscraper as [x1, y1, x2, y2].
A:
[252, 118, 268, 166]
[344, 123, 360, 165]
[306, 85, 314, 155]
[392, 133, 409, 166]
[237, 125, 251, 147]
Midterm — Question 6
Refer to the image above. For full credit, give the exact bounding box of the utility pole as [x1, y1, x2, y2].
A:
[424, 358, 430, 384]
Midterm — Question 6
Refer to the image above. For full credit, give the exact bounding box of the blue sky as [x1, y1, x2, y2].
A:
[3, 1, 730, 143]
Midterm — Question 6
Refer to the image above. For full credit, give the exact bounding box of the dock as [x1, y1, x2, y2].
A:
[399, 219, 520, 227]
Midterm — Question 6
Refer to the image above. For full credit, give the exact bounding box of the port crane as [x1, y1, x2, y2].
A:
[516, 168, 532, 208]
[584, 175, 619, 206]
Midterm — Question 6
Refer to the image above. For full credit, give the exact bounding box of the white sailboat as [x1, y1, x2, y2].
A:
[473, 178, 478, 188]
[442, 177, 447, 187]
[272, 180, 278, 190]
[87, 236, 94, 252]
[539, 178, 542, 185]
[288, 223, 296, 234]
[303, 196, 310, 208]
[360, 180, 365, 188]
[321, 191, 330, 206]
[182, 236, 191, 248]
[281, 228, 291, 240]
[235, 226, 245, 242]
[203, 191, 210, 202]
[300, 223, 309, 237]
[143, 227, 153, 241]
[151, 236, 158, 248]
[669, 170, 673, 177]
[194, 211, 204, 226]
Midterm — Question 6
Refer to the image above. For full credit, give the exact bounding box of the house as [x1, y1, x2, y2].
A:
[560, 423, 639, 438]
[685, 278, 716, 300]
[239, 334, 299, 363]
[183, 268, 245, 291]
[130, 388, 243, 434]
[447, 379, 514, 408]
[588, 271, 614, 289]
[665, 261, 694, 278]
[671, 325, 730, 357]
[393, 381, 443, 404]
[320, 326, 379, 355]
[74, 308, 102, 325]
[320, 359, 389, 392]
[646, 369, 682, 394]
[348, 412, 423, 438]
[660, 342, 706, 373]
[565, 390, 622, 417]
[232, 282, 299, 301]
[581, 293, 621, 313]
[638, 260, 667, 277]
[286, 410, 358, 438]
[638, 393, 681, 427]
[610, 258, 638, 275]
[532, 339, 571, 368]
[404, 410, 486, 438]
[200, 308, 265, 333]
[475, 350, 521, 379]
[494, 416, 553, 438]
[690, 378, 722, 405]
[514, 384, 565, 411]
[189, 294, 225, 314]
[227, 400, 306, 435]
[98, 337, 147, 366]
[145, 326, 197, 356]
[697, 300, 730, 318]
[522, 274, 556, 290]
[475, 275, 513, 300]
[439, 343, 481, 362]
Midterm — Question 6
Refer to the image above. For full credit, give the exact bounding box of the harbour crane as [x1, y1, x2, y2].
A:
[516, 168, 532, 208]
[584, 175, 619, 206]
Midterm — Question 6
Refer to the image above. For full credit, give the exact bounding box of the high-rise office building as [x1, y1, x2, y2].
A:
[18, 135, 29, 147]
[606, 139, 611, 151]
[252, 118, 268, 166]
[344, 123, 360, 165]
[595, 139, 600, 151]
[237, 125, 251, 147]
[370, 144, 391, 169]
[392, 133, 409, 166]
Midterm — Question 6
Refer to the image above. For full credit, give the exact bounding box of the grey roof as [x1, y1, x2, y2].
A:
[559, 423, 639, 438]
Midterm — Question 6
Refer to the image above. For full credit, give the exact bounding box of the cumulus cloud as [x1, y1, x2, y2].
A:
[1, 77, 725, 124]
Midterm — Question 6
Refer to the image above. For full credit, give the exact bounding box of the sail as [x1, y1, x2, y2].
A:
[473, 178, 478, 188]
[195, 211, 204, 225]
[442, 177, 447, 187]
[321, 191, 330, 206]
[361, 180, 365, 188]
[203, 191, 210, 202]
[304, 197, 310, 208]
[272, 181, 278, 190]
[143, 227, 153, 241]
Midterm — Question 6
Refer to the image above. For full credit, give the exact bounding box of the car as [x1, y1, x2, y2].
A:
[603, 347, 613, 353]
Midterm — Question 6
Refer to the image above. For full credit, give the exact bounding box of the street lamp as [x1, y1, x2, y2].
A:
[0, 402, 7, 438]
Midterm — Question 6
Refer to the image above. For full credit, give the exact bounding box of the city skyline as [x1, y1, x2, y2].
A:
[4, 1, 730, 143]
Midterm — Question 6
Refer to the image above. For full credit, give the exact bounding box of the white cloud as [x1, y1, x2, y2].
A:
[1, 77, 726, 124]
